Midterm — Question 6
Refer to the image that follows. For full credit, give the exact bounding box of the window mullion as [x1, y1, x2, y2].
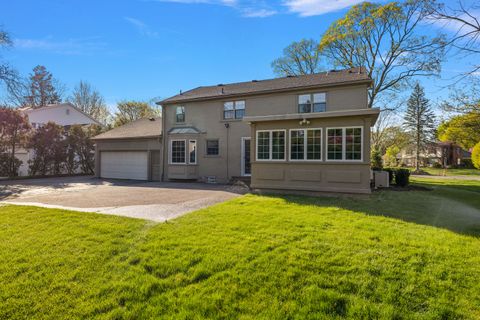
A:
[304, 129, 308, 160]
[269, 131, 273, 160]
[342, 128, 346, 161]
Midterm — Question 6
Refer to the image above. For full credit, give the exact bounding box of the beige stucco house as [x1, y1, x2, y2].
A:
[94, 67, 380, 194]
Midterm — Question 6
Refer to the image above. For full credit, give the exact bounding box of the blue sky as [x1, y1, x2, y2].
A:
[1, 0, 477, 112]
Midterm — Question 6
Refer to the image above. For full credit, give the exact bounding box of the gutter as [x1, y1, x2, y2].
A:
[242, 108, 380, 123]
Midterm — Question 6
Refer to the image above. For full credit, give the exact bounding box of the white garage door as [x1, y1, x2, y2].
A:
[100, 151, 148, 180]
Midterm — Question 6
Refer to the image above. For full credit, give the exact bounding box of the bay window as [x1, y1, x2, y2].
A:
[170, 140, 186, 164]
[170, 139, 197, 164]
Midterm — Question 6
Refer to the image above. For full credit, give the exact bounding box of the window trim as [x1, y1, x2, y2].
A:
[175, 106, 185, 123]
[223, 100, 246, 120]
[325, 126, 363, 162]
[169, 139, 187, 165]
[288, 128, 323, 162]
[205, 139, 220, 156]
[298, 92, 327, 113]
[255, 129, 286, 162]
[189, 139, 197, 165]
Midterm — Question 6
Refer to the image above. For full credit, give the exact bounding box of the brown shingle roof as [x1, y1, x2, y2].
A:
[92, 117, 162, 140]
[159, 67, 371, 104]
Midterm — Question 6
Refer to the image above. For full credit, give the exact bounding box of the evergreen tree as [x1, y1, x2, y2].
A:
[25, 65, 62, 108]
[403, 82, 436, 172]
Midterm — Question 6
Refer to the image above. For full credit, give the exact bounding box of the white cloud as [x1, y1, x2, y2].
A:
[14, 37, 106, 55]
[242, 8, 277, 18]
[124, 17, 159, 38]
[283, 0, 363, 17]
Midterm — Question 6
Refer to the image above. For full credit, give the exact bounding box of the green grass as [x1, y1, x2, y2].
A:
[1, 178, 480, 319]
[409, 167, 480, 176]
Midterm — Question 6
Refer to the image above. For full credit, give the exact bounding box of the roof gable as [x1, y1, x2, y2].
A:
[21, 103, 102, 126]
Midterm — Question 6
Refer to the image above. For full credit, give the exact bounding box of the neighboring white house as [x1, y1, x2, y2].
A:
[16, 103, 101, 176]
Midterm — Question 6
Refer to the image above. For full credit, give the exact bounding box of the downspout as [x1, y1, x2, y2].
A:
[161, 104, 167, 182]
[224, 122, 230, 182]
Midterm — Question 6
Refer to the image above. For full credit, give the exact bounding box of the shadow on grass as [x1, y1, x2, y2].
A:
[274, 180, 480, 238]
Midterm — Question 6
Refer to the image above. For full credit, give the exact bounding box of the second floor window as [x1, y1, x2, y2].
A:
[224, 100, 245, 119]
[176, 106, 185, 123]
[298, 93, 326, 113]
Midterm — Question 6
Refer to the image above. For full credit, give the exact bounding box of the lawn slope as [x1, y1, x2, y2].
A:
[1, 179, 479, 319]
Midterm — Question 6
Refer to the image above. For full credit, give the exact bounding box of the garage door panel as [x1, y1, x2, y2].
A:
[101, 151, 148, 180]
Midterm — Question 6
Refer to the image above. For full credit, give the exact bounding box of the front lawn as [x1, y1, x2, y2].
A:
[1, 178, 480, 319]
[410, 167, 480, 176]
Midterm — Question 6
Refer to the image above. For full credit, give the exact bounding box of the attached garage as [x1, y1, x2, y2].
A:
[92, 118, 163, 181]
[100, 151, 149, 180]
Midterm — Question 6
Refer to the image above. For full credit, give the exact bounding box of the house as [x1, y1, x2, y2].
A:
[94, 67, 380, 194]
[398, 141, 471, 168]
[16, 103, 101, 176]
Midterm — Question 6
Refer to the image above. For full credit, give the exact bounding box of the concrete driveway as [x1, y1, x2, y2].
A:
[0, 176, 247, 222]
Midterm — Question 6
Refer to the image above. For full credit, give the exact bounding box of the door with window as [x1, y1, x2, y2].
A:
[241, 137, 251, 176]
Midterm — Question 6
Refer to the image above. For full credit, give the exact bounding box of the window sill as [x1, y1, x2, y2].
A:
[204, 155, 221, 158]
[220, 119, 243, 123]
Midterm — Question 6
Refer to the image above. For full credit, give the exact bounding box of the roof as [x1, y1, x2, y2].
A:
[159, 67, 371, 105]
[19, 102, 102, 126]
[168, 126, 202, 134]
[92, 117, 162, 140]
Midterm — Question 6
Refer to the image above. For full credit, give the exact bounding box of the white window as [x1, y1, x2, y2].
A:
[298, 93, 326, 113]
[326, 127, 363, 161]
[170, 140, 186, 164]
[176, 106, 185, 123]
[256, 130, 286, 161]
[189, 140, 197, 164]
[170, 139, 198, 164]
[224, 100, 245, 119]
[290, 129, 322, 161]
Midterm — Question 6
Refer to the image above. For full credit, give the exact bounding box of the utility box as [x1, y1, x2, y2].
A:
[374, 171, 389, 188]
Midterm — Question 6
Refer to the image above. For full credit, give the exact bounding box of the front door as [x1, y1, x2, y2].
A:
[241, 137, 251, 176]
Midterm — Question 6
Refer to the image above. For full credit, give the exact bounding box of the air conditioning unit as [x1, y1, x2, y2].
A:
[374, 171, 389, 188]
[206, 176, 217, 184]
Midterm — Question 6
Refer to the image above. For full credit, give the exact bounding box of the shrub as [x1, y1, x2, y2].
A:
[371, 149, 383, 170]
[432, 162, 442, 169]
[473, 142, 480, 169]
[0, 153, 22, 177]
[461, 158, 473, 168]
[395, 169, 410, 187]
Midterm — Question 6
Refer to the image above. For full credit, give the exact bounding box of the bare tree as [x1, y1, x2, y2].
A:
[67, 81, 110, 125]
[428, 0, 480, 76]
[271, 39, 324, 76]
[320, 0, 446, 109]
[0, 27, 23, 105]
